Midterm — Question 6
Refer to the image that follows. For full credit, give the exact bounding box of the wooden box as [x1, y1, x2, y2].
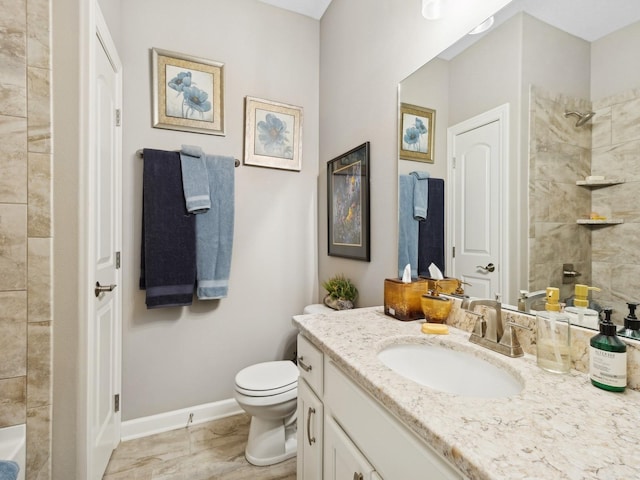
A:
[384, 278, 428, 321]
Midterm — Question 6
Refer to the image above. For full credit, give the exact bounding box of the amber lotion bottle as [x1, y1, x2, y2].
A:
[589, 308, 627, 392]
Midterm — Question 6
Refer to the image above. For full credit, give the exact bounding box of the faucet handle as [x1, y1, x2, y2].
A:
[465, 310, 486, 337]
[498, 321, 530, 357]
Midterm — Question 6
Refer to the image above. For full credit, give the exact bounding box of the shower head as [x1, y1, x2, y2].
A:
[564, 110, 596, 127]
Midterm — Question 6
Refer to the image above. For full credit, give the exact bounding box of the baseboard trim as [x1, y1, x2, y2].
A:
[120, 398, 243, 441]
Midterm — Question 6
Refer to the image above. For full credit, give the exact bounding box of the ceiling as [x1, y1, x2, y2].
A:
[256, 0, 333, 20]
[257, 0, 640, 39]
[440, 0, 640, 60]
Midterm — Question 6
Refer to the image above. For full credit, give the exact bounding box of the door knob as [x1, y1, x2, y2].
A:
[95, 281, 117, 297]
[476, 263, 495, 273]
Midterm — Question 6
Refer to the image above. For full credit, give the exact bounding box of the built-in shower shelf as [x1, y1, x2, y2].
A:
[577, 219, 624, 225]
[576, 179, 624, 186]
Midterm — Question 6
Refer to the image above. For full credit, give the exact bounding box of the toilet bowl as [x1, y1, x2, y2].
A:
[234, 360, 299, 466]
[234, 304, 334, 466]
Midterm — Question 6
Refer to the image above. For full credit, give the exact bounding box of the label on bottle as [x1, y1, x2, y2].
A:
[589, 347, 627, 388]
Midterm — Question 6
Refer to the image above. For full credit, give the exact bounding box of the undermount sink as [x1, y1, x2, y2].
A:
[377, 343, 523, 398]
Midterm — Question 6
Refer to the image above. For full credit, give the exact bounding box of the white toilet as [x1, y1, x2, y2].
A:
[233, 304, 333, 466]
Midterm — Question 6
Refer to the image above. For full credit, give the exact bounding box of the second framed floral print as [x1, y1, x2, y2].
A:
[243, 96, 303, 171]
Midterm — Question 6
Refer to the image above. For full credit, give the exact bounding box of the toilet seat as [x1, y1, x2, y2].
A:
[235, 360, 298, 397]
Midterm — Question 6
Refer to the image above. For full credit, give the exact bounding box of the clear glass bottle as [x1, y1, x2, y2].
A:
[536, 287, 571, 374]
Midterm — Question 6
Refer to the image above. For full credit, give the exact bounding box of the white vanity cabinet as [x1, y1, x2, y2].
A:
[324, 359, 465, 480]
[297, 334, 324, 479]
[297, 333, 466, 480]
[324, 415, 378, 480]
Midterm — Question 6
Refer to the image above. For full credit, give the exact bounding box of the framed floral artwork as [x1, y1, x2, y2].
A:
[243, 96, 303, 171]
[399, 103, 435, 163]
[152, 48, 224, 136]
[327, 142, 370, 261]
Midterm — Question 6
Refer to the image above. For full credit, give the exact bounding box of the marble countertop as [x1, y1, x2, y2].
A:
[293, 306, 640, 480]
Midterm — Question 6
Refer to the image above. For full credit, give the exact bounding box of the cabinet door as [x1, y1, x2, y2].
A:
[297, 379, 323, 480]
[324, 416, 378, 480]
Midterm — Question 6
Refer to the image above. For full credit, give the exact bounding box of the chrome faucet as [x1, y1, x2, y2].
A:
[466, 298, 524, 357]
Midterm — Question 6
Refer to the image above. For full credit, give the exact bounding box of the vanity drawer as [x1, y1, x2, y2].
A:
[297, 334, 324, 396]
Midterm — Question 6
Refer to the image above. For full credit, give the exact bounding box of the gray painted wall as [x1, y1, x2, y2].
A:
[318, 0, 511, 308]
[118, 0, 320, 420]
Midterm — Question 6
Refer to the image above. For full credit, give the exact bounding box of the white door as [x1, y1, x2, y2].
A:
[448, 105, 509, 301]
[89, 8, 122, 479]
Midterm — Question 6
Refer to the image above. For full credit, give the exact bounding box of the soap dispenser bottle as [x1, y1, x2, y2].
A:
[590, 308, 627, 392]
[618, 302, 640, 339]
[573, 284, 600, 309]
[536, 287, 571, 373]
[570, 284, 601, 329]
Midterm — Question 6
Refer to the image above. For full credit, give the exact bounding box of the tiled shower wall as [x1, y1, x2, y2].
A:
[529, 86, 640, 323]
[591, 88, 640, 322]
[0, 0, 52, 478]
[528, 86, 592, 302]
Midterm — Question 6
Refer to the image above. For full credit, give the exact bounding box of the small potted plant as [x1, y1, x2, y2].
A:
[322, 274, 358, 310]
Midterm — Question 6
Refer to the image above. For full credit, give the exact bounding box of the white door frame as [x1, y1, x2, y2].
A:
[79, 4, 123, 478]
[446, 103, 511, 302]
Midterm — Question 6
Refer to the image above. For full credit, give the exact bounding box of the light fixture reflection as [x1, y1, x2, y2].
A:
[422, 0, 442, 20]
[468, 16, 495, 34]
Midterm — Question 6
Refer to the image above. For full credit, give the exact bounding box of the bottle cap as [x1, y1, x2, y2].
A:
[599, 307, 617, 336]
[545, 287, 561, 312]
[624, 302, 640, 330]
[574, 284, 601, 308]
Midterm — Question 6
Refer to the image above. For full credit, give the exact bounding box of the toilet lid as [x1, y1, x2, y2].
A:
[235, 360, 298, 396]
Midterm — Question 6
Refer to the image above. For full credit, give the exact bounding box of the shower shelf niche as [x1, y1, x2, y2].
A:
[575, 177, 625, 225]
[576, 179, 624, 187]
[577, 219, 624, 225]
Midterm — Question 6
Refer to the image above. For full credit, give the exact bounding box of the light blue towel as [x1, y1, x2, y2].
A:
[180, 145, 211, 214]
[398, 175, 418, 278]
[196, 155, 235, 299]
[0, 461, 19, 480]
[409, 170, 430, 220]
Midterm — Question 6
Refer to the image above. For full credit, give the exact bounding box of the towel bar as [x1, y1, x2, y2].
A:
[136, 149, 240, 167]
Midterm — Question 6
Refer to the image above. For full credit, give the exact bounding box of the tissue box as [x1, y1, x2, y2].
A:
[419, 276, 462, 295]
[384, 278, 428, 321]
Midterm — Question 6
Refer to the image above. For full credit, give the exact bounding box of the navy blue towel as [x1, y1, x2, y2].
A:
[418, 178, 445, 276]
[140, 149, 196, 308]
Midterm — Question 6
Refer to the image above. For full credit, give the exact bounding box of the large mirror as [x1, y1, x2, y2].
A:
[398, 0, 640, 328]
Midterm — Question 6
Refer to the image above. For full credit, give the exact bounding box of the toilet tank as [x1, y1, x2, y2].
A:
[303, 304, 334, 315]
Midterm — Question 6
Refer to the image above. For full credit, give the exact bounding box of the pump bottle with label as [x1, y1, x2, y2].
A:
[590, 308, 627, 392]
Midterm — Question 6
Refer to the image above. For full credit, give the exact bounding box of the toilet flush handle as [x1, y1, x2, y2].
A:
[298, 356, 312, 372]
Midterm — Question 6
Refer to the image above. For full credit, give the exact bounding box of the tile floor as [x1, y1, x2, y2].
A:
[103, 414, 296, 479]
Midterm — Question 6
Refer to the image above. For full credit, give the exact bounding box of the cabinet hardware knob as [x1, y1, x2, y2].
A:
[353, 473, 363, 480]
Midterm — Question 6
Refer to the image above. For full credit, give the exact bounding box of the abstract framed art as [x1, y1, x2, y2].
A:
[243, 96, 303, 171]
[327, 142, 370, 261]
[152, 48, 225, 135]
[399, 103, 435, 163]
